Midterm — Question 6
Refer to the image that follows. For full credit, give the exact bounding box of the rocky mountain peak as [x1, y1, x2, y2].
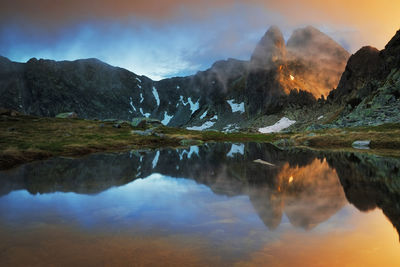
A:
[0, 55, 11, 63]
[0, 55, 13, 70]
[287, 26, 349, 66]
[328, 46, 383, 104]
[325, 29, 400, 128]
[382, 29, 400, 70]
[250, 25, 286, 68]
[347, 46, 381, 74]
[246, 25, 350, 115]
[385, 29, 400, 50]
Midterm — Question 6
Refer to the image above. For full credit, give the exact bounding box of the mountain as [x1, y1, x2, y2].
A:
[0, 26, 350, 131]
[326, 29, 400, 127]
[250, 27, 400, 132]
[246, 26, 349, 114]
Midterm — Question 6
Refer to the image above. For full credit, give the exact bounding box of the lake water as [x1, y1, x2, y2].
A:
[0, 143, 399, 266]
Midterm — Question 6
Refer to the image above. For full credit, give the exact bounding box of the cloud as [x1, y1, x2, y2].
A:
[0, 4, 288, 79]
[1, 0, 399, 50]
[258, 0, 400, 50]
[0, 1, 399, 79]
[0, 21, 203, 80]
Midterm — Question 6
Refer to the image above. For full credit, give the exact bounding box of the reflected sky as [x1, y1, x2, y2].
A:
[0, 143, 399, 266]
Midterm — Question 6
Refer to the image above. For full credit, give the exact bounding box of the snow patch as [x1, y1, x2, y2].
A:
[200, 110, 208, 119]
[258, 117, 296, 133]
[152, 151, 160, 168]
[227, 99, 245, 114]
[188, 98, 199, 114]
[178, 146, 199, 160]
[176, 85, 180, 89]
[139, 108, 150, 118]
[152, 86, 160, 106]
[227, 144, 245, 157]
[129, 97, 137, 112]
[223, 124, 240, 133]
[161, 111, 173, 125]
[254, 159, 275, 166]
[179, 96, 200, 115]
[290, 75, 295, 81]
[140, 93, 144, 103]
[136, 77, 142, 83]
[318, 115, 324, 120]
[187, 121, 215, 131]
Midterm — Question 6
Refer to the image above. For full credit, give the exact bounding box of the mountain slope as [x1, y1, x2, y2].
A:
[327, 29, 400, 127]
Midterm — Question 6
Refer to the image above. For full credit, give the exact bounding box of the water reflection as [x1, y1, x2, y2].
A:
[0, 143, 399, 266]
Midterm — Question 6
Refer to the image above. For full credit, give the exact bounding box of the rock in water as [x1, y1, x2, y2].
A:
[352, 140, 371, 149]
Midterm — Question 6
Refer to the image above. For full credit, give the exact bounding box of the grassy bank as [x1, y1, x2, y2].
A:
[0, 114, 276, 169]
[289, 123, 400, 150]
[1, 113, 400, 169]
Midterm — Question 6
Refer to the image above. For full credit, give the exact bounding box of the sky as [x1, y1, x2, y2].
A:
[0, 0, 399, 80]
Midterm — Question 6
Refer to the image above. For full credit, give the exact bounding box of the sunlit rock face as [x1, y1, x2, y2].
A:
[286, 26, 350, 98]
[245, 26, 350, 115]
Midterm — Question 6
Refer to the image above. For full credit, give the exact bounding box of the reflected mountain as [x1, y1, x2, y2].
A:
[0, 143, 399, 235]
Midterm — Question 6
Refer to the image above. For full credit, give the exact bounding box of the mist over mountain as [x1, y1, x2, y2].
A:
[245, 25, 349, 115]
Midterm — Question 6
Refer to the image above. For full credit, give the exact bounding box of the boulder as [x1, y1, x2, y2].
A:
[131, 117, 162, 128]
[0, 108, 20, 117]
[55, 112, 77, 119]
[131, 129, 155, 136]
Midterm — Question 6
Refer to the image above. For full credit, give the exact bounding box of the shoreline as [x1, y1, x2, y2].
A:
[1, 114, 400, 170]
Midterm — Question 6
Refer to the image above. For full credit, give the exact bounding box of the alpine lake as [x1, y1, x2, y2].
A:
[0, 142, 399, 266]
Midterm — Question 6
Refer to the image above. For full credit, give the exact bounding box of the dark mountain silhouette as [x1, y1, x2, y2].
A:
[327, 29, 400, 127]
